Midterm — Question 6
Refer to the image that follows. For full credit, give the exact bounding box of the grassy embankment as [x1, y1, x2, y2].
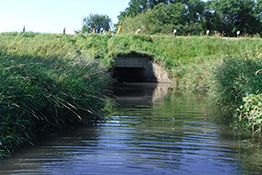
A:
[0, 32, 112, 158]
[107, 34, 262, 132]
[1, 32, 262, 158]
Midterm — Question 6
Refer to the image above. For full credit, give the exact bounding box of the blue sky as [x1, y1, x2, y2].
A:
[0, 0, 130, 34]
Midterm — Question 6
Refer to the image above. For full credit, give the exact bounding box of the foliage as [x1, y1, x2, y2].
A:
[2, 31, 262, 158]
[211, 56, 262, 122]
[234, 94, 262, 132]
[79, 14, 111, 34]
[107, 33, 154, 57]
[206, 0, 262, 36]
[122, 3, 187, 35]
[118, 0, 262, 36]
[118, 0, 178, 20]
[75, 33, 111, 59]
[0, 32, 78, 58]
[0, 32, 112, 158]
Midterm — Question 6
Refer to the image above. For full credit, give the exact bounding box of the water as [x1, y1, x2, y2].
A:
[0, 83, 262, 175]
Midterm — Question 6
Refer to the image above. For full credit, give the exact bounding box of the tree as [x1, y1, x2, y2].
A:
[118, 0, 206, 35]
[118, 0, 262, 36]
[122, 3, 187, 34]
[206, 0, 261, 36]
[183, 0, 205, 35]
[80, 14, 111, 34]
[118, 0, 177, 20]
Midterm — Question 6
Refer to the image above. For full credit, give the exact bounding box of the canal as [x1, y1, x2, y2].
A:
[0, 83, 262, 175]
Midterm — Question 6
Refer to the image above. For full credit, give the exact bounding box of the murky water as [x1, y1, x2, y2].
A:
[1, 83, 262, 175]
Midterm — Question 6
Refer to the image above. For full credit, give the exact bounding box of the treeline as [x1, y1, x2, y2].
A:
[118, 0, 262, 36]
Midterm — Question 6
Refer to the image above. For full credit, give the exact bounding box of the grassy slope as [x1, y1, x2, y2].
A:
[0, 32, 112, 158]
[102, 33, 262, 131]
[1, 32, 262, 158]
[107, 34, 262, 92]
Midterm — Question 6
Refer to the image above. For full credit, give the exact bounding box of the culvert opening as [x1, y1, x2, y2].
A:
[113, 54, 171, 83]
[113, 67, 151, 82]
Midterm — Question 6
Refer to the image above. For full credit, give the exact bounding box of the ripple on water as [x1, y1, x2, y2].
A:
[0, 87, 261, 175]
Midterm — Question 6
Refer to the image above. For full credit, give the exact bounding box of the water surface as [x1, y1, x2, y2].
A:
[0, 83, 262, 175]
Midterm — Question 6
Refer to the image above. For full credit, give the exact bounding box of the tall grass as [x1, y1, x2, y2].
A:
[0, 32, 112, 158]
[211, 56, 262, 131]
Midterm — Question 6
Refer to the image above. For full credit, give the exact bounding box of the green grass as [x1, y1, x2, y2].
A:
[0, 32, 112, 158]
[106, 34, 262, 132]
[1, 32, 262, 158]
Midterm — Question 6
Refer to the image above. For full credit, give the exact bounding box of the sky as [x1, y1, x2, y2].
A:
[0, 0, 130, 34]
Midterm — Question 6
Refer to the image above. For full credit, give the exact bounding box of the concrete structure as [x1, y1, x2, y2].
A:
[113, 56, 171, 83]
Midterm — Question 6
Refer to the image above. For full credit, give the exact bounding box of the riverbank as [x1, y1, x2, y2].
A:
[1, 32, 262, 158]
[0, 32, 112, 158]
[107, 34, 262, 132]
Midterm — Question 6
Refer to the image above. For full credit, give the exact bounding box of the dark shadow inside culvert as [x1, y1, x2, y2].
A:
[113, 67, 150, 82]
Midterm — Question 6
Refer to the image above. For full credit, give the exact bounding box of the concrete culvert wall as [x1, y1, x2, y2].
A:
[113, 55, 171, 83]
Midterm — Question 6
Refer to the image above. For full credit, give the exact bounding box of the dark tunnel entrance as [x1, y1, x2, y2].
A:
[112, 55, 171, 83]
[113, 67, 150, 82]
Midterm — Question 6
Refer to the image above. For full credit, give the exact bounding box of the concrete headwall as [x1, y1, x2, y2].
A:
[152, 62, 171, 83]
[115, 57, 148, 68]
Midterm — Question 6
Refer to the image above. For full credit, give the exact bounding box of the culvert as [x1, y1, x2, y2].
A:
[112, 55, 171, 83]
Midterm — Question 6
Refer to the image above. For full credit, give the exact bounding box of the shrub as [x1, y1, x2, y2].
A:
[211, 56, 262, 118]
[234, 94, 262, 132]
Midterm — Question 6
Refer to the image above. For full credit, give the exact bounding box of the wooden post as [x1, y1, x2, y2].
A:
[23, 26, 25, 32]
[63, 27, 66, 34]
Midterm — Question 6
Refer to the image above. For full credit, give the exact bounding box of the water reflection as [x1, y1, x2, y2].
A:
[113, 82, 170, 107]
[0, 83, 262, 174]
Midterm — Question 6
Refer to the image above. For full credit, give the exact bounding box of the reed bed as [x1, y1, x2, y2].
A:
[0, 32, 112, 158]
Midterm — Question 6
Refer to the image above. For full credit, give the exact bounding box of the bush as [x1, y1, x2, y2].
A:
[211, 56, 262, 120]
[234, 94, 262, 132]
[122, 3, 188, 35]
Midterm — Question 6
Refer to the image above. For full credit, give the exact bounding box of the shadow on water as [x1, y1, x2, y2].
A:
[1, 83, 262, 175]
[113, 82, 171, 107]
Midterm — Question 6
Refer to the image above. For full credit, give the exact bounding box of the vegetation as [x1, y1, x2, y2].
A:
[74, 0, 262, 135]
[122, 3, 187, 35]
[235, 94, 262, 133]
[75, 14, 112, 34]
[1, 31, 262, 158]
[119, 0, 262, 36]
[113, 0, 262, 132]
[104, 33, 262, 132]
[210, 55, 262, 130]
[0, 32, 112, 158]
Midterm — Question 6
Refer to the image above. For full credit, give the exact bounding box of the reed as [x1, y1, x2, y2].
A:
[0, 32, 112, 158]
[211, 56, 262, 131]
